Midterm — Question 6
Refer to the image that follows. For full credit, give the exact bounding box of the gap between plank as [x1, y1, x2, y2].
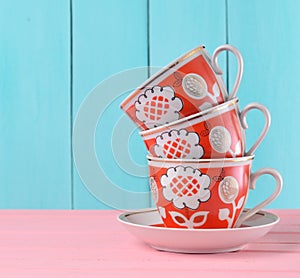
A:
[225, 0, 230, 93]
[147, 0, 150, 79]
[70, 0, 74, 210]
[147, 0, 152, 208]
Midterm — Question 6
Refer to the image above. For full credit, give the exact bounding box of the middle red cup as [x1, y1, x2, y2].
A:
[140, 98, 271, 159]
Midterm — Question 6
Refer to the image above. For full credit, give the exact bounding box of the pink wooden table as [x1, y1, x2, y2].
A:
[0, 210, 299, 277]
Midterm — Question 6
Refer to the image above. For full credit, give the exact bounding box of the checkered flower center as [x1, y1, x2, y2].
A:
[170, 175, 201, 197]
[161, 166, 211, 209]
[163, 138, 192, 159]
[144, 95, 170, 121]
[135, 86, 183, 129]
[154, 129, 204, 159]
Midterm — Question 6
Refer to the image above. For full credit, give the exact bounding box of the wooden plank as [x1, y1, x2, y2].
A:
[271, 225, 300, 233]
[149, 0, 227, 68]
[0, 210, 299, 276]
[0, 1, 71, 208]
[149, 0, 227, 206]
[72, 0, 149, 208]
[0, 269, 298, 278]
[227, 0, 300, 208]
[244, 243, 300, 252]
[0, 270, 297, 278]
[256, 232, 300, 244]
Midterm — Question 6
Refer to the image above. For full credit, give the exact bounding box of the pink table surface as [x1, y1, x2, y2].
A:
[0, 210, 299, 277]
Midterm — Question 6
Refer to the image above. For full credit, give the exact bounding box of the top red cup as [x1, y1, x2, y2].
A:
[120, 44, 243, 130]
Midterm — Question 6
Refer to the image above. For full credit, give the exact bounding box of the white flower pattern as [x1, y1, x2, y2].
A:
[218, 176, 246, 228]
[219, 176, 239, 204]
[135, 86, 183, 129]
[182, 73, 208, 99]
[169, 210, 209, 229]
[161, 166, 211, 209]
[154, 129, 204, 159]
[182, 74, 220, 104]
[209, 126, 239, 157]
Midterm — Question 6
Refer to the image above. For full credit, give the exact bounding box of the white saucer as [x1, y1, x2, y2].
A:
[118, 208, 279, 253]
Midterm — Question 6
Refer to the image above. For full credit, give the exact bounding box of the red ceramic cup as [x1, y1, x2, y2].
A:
[120, 44, 243, 130]
[147, 156, 282, 229]
[140, 98, 270, 159]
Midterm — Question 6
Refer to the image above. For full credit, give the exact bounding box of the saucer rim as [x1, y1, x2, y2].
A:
[117, 207, 280, 232]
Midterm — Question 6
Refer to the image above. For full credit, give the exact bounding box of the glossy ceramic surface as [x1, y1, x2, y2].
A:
[121, 45, 243, 130]
[118, 208, 279, 253]
[147, 156, 282, 229]
[141, 98, 271, 159]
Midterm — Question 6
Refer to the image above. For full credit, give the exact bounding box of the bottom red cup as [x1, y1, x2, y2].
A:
[147, 156, 282, 229]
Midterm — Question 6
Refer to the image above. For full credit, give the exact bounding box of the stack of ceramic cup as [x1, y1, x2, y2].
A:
[120, 44, 282, 229]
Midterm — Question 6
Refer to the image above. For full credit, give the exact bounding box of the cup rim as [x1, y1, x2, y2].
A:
[147, 154, 254, 164]
[140, 98, 239, 137]
[120, 45, 206, 109]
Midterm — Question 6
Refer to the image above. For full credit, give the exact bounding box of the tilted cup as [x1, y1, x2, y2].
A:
[147, 156, 282, 229]
[120, 44, 243, 130]
[140, 98, 270, 159]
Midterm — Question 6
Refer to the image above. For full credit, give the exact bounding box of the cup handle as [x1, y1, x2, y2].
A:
[234, 168, 283, 228]
[239, 102, 271, 156]
[211, 44, 244, 100]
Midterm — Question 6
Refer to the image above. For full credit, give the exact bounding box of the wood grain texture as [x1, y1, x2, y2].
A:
[148, 0, 227, 206]
[72, 0, 149, 209]
[0, 210, 298, 277]
[0, 0, 71, 208]
[227, 0, 300, 208]
[149, 0, 227, 67]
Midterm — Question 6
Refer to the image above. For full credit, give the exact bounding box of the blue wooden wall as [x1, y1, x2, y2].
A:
[0, 0, 299, 209]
